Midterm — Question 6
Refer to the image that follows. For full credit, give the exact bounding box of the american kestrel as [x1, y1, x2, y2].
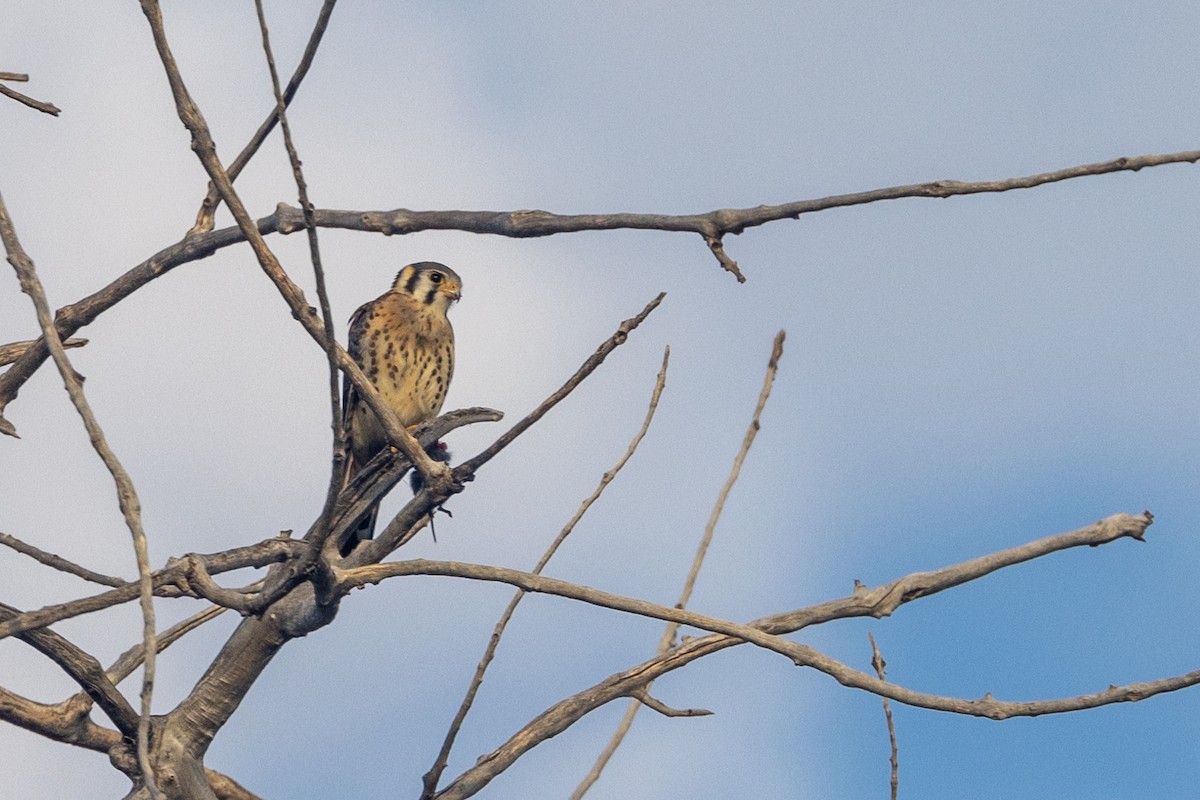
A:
[341, 262, 461, 552]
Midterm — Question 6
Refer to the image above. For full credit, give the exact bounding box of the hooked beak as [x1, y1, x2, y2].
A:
[440, 282, 462, 302]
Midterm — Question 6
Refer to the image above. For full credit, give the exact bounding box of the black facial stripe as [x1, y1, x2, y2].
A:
[404, 269, 420, 295]
[424, 287, 437, 304]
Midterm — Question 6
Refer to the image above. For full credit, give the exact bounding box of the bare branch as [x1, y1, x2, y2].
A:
[869, 633, 899, 800]
[575, 330, 783, 798]
[0, 530, 125, 586]
[3, 148, 1193, 435]
[344, 513, 1160, 798]
[339, 517, 1156, 652]
[271, 149, 1200, 275]
[0, 189, 159, 791]
[422, 348, 670, 798]
[680, 330, 783, 617]
[0, 336, 85, 367]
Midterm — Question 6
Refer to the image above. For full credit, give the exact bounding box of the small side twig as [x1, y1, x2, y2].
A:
[628, 687, 711, 718]
[574, 330, 784, 799]
[702, 233, 745, 282]
[869, 633, 899, 800]
[0, 336, 86, 367]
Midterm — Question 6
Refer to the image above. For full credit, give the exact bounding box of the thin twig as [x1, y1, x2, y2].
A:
[253, 0, 346, 591]
[869, 633, 899, 800]
[574, 331, 784, 799]
[3, 148, 1195, 437]
[453, 293, 666, 477]
[190, 0, 338, 233]
[0, 530, 125, 586]
[0, 190, 160, 795]
[421, 347, 670, 798]
[0, 72, 30, 82]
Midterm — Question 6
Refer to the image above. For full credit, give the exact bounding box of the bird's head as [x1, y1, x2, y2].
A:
[394, 262, 463, 312]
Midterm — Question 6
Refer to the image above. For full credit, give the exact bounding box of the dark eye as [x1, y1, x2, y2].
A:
[429, 272, 443, 284]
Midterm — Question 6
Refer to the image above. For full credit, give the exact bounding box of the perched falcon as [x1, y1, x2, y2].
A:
[341, 262, 461, 553]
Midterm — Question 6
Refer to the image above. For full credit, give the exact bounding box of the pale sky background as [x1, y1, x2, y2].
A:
[3, 2, 1200, 798]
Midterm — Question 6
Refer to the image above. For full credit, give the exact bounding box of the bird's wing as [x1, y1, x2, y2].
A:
[342, 298, 375, 476]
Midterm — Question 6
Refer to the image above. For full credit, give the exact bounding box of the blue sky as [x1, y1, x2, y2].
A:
[3, 2, 1199, 797]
